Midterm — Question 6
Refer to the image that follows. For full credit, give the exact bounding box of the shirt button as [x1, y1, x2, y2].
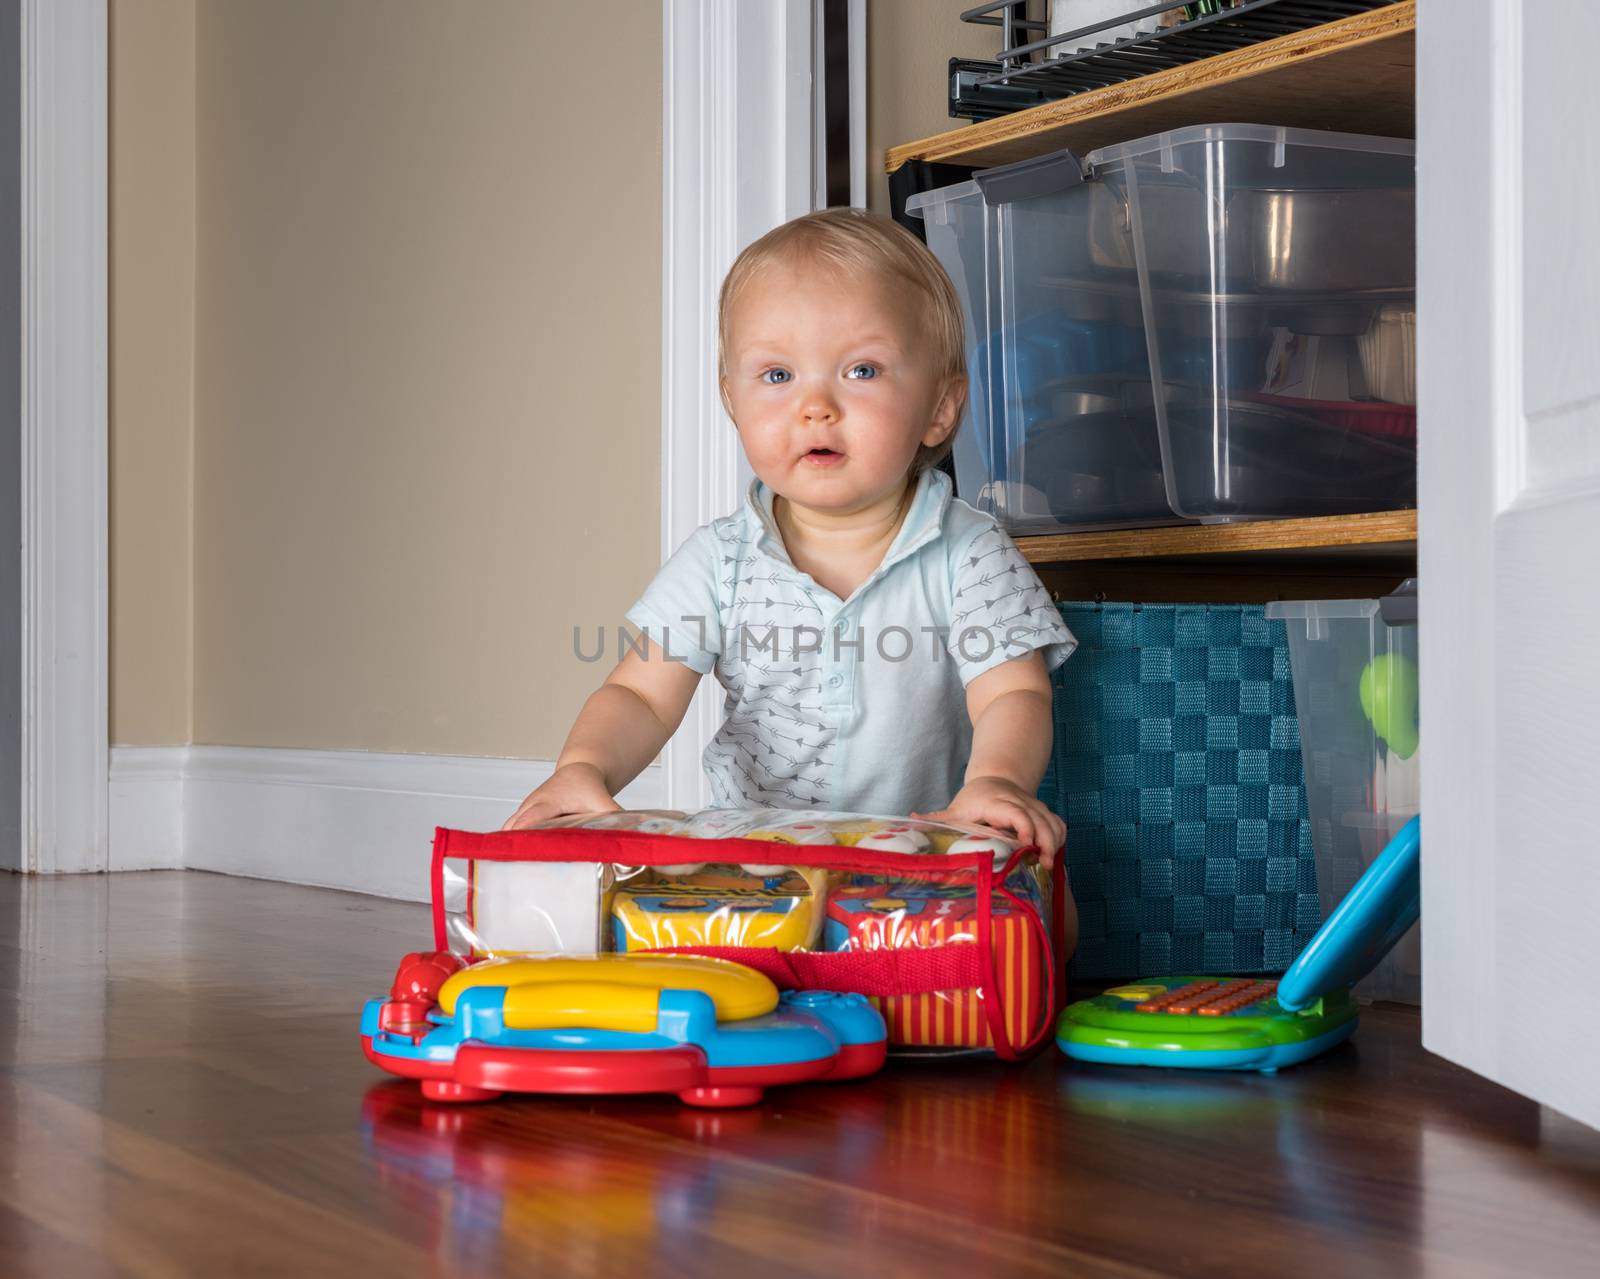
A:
[826, 673, 843, 689]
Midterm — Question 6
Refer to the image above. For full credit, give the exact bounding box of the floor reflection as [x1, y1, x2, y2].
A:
[359, 1083, 879, 1271]
[357, 1060, 1067, 1269]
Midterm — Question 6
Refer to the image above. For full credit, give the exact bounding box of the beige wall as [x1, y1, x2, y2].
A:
[177, 0, 661, 757]
[112, 1, 968, 754]
[111, 0, 196, 746]
[867, 0, 999, 213]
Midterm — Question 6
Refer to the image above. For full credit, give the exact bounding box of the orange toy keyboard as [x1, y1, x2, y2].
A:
[1132, 979, 1279, 1017]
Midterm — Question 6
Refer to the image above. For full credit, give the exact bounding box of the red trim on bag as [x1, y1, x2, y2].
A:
[432, 825, 1009, 954]
[1051, 852, 1068, 1027]
[434, 826, 1001, 875]
[992, 846, 1058, 1057]
[975, 855, 1011, 1058]
[639, 943, 983, 998]
[432, 826, 450, 951]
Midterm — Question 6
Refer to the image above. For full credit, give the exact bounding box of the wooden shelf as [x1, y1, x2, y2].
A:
[887, 1, 1414, 174]
[890, 6, 1418, 597]
[1017, 509, 1416, 564]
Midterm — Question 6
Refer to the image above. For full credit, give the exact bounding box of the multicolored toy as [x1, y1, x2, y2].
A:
[826, 871, 1047, 1050]
[610, 866, 826, 952]
[1057, 815, 1420, 1072]
[361, 952, 887, 1107]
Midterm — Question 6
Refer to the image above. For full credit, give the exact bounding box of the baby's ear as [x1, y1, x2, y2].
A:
[924, 375, 967, 446]
[719, 375, 734, 418]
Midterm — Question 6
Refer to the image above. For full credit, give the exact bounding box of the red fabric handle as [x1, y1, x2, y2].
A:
[993, 846, 1058, 1057]
[642, 943, 982, 998]
[435, 825, 999, 876]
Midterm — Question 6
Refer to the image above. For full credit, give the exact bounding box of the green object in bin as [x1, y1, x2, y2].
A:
[1359, 653, 1419, 760]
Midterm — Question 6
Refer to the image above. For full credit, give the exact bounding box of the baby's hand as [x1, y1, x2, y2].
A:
[913, 776, 1065, 870]
[501, 762, 622, 831]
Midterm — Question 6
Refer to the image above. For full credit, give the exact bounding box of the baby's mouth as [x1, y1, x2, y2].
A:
[804, 447, 842, 460]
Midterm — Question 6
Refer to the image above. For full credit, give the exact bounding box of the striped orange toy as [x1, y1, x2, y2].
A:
[824, 878, 1046, 1050]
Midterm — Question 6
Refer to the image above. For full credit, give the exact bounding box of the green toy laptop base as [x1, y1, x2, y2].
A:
[1057, 815, 1419, 1073]
[1056, 978, 1358, 1072]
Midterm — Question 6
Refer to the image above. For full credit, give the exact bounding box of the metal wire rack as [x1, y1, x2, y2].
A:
[951, 0, 1400, 120]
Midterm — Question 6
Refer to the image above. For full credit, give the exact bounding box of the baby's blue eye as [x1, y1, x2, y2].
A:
[761, 368, 792, 385]
[846, 364, 878, 380]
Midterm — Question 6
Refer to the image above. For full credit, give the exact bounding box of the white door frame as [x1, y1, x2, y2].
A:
[1419, 0, 1600, 1128]
[17, 0, 108, 874]
[658, 0, 863, 811]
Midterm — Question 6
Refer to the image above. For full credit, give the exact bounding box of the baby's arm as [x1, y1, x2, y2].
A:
[913, 651, 1066, 865]
[502, 639, 704, 830]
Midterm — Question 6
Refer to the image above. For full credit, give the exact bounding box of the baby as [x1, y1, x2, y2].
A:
[504, 208, 1076, 861]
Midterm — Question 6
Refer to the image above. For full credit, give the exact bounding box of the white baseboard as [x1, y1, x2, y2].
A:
[109, 745, 667, 901]
[109, 746, 186, 871]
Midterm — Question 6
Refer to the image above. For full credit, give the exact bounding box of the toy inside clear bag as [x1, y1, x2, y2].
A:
[439, 854, 627, 957]
[436, 807, 1057, 1053]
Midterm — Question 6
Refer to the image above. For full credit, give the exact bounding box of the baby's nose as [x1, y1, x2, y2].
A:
[801, 392, 839, 423]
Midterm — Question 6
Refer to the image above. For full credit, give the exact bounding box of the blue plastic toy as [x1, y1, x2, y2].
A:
[362, 953, 888, 1107]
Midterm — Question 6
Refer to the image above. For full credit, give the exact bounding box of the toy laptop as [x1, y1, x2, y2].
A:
[361, 952, 887, 1108]
[1057, 815, 1419, 1072]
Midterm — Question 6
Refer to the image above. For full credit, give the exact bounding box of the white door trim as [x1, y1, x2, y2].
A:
[19, 0, 108, 874]
[1419, 0, 1600, 1128]
[658, 0, 863, 810]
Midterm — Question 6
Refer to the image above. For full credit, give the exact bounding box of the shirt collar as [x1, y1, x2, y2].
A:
[744, 466, 952, 575]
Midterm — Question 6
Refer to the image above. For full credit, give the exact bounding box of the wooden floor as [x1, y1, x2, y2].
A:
[2, 874, 1597, 1278]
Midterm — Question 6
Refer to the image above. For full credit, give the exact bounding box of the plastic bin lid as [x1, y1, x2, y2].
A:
[903, 180, 981, 219]
[1265, 598, 1380, 621]
[1265, 579, 1418, 626]
[1378, 578, 1418, 626]
[1085, 122, 1417, 169]
[905, 149, 1085, 217]
[907, 123, 1417, 220]
[1276, 815, 1420, 1012]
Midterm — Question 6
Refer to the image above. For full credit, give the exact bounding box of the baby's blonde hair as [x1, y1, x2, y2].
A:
[718, 207, 967, 477]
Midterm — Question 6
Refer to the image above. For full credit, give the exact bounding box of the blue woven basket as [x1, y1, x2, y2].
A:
[1041, 603, 1321, 980]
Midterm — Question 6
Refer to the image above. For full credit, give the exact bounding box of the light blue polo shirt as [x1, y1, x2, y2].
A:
[625, 467, 1076, 816]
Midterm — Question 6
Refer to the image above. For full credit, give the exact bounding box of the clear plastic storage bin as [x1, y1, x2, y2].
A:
[908, 124, 1417, 532]
[1099, 124, 1418, 522]
[1267, 582, 1419, 1004]
[907, 152, 1183, 535]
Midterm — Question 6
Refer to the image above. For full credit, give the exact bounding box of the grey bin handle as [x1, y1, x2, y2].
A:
[973, 149, 1086, 205]
[1378, 577, 1419, 627]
